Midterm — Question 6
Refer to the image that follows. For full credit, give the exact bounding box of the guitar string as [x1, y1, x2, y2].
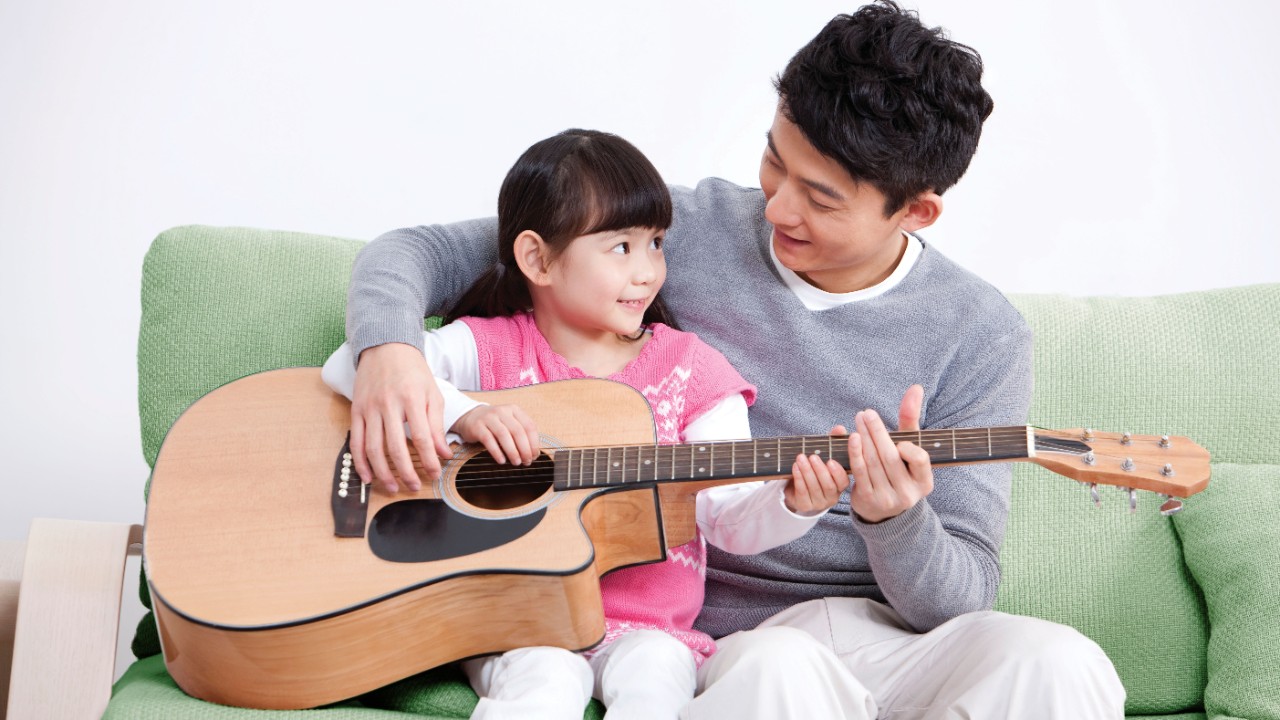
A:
[441, 449, 1173, 494]
[446, 437, 1036, 489]
[447, 437, 1036, 482]
[444, 431, 1034, 481]
[445, 452, 1184, 491]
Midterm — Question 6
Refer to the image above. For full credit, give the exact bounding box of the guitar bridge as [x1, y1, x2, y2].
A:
[331, 433, 368, 538]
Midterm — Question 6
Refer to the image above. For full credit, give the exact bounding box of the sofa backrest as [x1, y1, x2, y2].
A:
[1001, 288, 1280, 718]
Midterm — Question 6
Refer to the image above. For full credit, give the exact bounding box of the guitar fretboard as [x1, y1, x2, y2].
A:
[552, 426, 1032, 490]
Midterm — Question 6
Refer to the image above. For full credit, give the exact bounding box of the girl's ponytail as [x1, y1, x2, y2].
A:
[444, 259, 530, 324]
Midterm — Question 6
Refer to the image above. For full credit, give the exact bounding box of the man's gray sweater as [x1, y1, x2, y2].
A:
[347, 177, 1034, 638]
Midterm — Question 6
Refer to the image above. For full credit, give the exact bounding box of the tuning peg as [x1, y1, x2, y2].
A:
[1159, 435, 1172, 448]
[1120, 432, 1133, 446]
[1159, 495, 1184, 516]
[1083, 451, 1097, 466]
[1160, 463, 1176, 477]
[1089, 483, 1101, 508]
[1126, 488, 1137, 513]
[1121, 457, 1136, 472]
[1082, 428, 1095, 441]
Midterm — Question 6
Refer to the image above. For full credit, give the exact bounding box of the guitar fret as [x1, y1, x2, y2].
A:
[560, 426, 1045, 490]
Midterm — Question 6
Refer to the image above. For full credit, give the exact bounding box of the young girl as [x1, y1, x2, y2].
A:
[323, 129, 848, 720]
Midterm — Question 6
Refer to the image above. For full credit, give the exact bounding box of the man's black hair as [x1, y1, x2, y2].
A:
[775, 1, 995, 215]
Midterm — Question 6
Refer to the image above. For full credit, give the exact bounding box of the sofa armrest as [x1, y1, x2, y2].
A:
[4, 519, 142, 720]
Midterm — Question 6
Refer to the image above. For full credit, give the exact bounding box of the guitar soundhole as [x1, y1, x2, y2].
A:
[454, 451, 557, 511]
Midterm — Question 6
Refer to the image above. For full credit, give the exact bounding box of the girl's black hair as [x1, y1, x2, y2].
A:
[446, 129, 677, 330]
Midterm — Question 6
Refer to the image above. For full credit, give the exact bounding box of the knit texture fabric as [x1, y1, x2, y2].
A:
[462, 312, 756, 663]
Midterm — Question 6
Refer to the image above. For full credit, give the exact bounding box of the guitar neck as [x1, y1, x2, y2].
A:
[552, 425, 1033, 490]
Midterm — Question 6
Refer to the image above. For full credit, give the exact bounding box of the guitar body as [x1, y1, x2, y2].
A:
[145, 368, 694, 710]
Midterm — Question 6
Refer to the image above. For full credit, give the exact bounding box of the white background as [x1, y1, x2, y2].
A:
[2, 0, 1277, 676]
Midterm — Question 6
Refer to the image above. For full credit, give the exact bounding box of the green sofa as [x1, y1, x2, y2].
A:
[107, 226, 1280, 719]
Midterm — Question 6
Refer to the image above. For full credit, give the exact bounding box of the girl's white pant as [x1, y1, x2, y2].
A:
[464, 629, 695, 720]
[464, 598, 1126, 719]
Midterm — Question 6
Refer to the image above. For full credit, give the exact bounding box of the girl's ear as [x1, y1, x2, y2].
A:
[898, 191, 943, 232]
[513, 230, 553, 287]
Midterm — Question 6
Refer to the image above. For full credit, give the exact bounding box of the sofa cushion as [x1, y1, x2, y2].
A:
[1173, 463, 1280, 720]
[107, 655, 463, 719]
[1002, 285, 1280, 715]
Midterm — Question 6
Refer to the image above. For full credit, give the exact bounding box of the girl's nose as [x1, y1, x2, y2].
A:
[632, 252, 660, 284]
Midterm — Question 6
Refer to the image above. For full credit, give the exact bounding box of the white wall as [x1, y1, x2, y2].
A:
[2, 0, 1277, 675]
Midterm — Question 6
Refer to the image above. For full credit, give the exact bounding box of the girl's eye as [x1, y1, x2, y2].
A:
[649, 236, 664, 251]
[611, 242, 630, 255]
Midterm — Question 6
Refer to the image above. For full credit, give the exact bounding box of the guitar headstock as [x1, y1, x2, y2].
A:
[1031, 428, 1210, 514]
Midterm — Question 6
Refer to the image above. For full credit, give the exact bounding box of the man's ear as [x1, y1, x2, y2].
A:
[513, 230, 553, 286]
[899, 192, 943, 233]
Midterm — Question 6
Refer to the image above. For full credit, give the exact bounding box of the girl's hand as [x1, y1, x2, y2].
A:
[454, 404, 542, 465]
[786, 452, 851, 515]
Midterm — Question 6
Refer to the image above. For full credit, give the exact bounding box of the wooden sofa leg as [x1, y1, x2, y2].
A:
[5, 519, 142, 720]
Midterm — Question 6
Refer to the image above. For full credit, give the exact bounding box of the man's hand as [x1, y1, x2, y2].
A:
[454, 404, 541, 466]
[349, 342, 453, 493]
[846, 384, 934, 524]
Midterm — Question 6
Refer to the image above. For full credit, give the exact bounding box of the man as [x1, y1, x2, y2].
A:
[342, 3, 1125, 717]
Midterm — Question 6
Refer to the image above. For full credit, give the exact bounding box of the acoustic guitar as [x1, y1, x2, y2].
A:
[143, 368, 1210, 709]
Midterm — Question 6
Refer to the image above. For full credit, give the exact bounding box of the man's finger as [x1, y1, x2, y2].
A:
[426, 386, 452, 473]
[405, 401, 441, 481]
[864, 409, 905, 481]
[364, 414, 398, 493]
[856, 411, 890, 487]
[383, 411, 421, 492]
[899, 441, 934, 491]
[847, 426, 873, 497]
[350, 412, 373, 485]
[898, 384, 924, 433]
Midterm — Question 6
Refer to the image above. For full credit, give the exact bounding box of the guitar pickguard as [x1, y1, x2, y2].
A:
[367, 499, 546, 563]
